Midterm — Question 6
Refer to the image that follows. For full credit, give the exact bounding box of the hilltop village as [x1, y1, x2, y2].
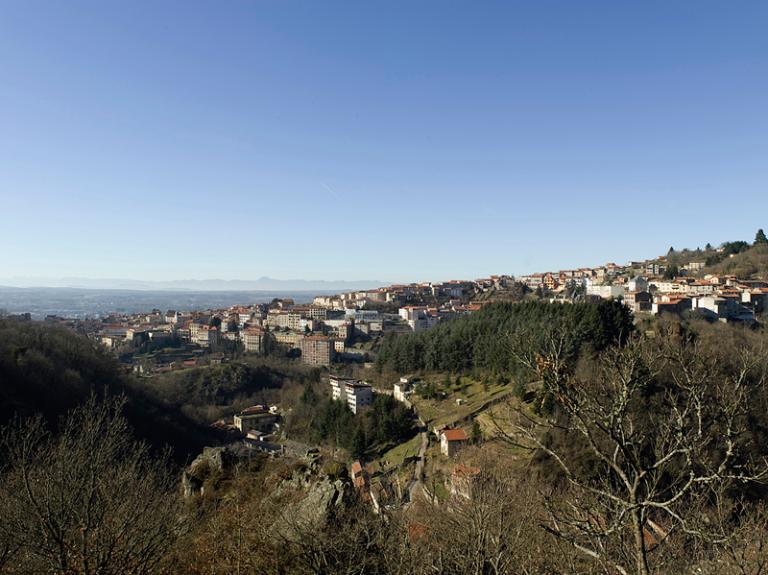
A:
[5, 238, 762, 379]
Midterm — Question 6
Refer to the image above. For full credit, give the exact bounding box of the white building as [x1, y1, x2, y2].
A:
[691, 296, 755, 322]
[345, 309, 380, 322]
[585, 285, 625, 300]
[398, 306, 438, 331]
[627, 276, 648, 292]
[393, 377, 412, 403]
[330, 375, 374, 414]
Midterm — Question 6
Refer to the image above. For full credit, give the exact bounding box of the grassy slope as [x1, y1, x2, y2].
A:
[409, 375, 515, 428]
[701, 244, 768, 279]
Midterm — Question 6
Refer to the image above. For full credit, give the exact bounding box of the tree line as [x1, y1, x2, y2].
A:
[376, 300, 634, 375]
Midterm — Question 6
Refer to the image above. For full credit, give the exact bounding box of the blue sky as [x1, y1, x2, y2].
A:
[1, 0, 766, 284]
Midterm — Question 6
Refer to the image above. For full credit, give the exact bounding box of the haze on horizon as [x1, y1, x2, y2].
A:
[1, 0, 766, 284]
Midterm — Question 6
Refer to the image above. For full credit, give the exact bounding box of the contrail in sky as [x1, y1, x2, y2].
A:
[321, 182, 341, 200]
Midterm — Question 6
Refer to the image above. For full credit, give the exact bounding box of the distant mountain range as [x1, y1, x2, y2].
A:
[0, 276, 384, 292]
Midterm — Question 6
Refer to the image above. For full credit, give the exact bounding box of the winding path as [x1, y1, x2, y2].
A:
[404, 416, 428, 503]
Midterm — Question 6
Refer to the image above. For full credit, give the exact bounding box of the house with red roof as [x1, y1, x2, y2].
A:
[440, 428, 468, 457]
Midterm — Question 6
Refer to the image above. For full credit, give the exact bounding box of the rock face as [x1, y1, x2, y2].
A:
[181, 444, 353, 540]
[182, 446, 238, 498]
[273, 473, 351, 541]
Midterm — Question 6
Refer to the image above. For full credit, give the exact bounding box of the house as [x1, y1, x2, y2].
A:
[627, 276, 649, 293]
[519, 273, 544, 288]
[190, 323, 220, 348]
[99, 334, 124, 349]
[542, 272, 559, 291]
[233, 405, 279, 434]
[398, 306, 438, 331]
[645, 262, 667, 276]
[125, 327, 149, 343]
[682, 261, 706, 273]
[440, 428, 468, 457]
[652, 297, 692, 316]
[624, 291, 652, 313]
[691, 296, 755, 323]
[742, 289, 768, 313]
[273, 331, 304, 349]
[586, 285, 625, 300]
[393, 377, 412, 402]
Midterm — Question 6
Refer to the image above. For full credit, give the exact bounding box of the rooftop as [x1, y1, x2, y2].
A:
[442, 428, 468, 442]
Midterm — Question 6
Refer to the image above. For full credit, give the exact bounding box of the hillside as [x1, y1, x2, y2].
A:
[0, 319, 220, 461]
[700, 243, 768, 279]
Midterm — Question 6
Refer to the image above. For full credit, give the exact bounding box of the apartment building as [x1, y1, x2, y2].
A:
[300, 335, 334, 367]
[273, 331, 304, 349]
[241, 327, 265, 353]
[329, 375, 374, 414]
[190, 323, 220, 347]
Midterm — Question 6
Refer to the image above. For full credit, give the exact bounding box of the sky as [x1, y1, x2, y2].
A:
[1, 0, 766, 285]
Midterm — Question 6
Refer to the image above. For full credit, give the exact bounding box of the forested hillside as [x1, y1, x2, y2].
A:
[0, 319, 122, 424]
[376, 300, 634, 375]
[0, 319, 218, 461]
[133, 358, 320, 426]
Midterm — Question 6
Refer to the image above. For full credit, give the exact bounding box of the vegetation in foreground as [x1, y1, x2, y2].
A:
[1, 309, 768, 574]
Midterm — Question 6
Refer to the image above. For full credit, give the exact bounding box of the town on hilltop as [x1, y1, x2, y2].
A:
[5, 231, 764, 379]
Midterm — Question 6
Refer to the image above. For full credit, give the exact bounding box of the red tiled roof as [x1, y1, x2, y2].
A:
[442, 428, 468, 442]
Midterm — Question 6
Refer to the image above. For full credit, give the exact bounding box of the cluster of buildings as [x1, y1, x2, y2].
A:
[86, 277, 501, 373]
[39, 249, 763, 377]
[87, 300, 378, 371]
[311, 276, 513, 310]
[520, 257, 766, 323]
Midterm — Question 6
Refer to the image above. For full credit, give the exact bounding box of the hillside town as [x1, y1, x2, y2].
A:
[5, 240, 761, 380]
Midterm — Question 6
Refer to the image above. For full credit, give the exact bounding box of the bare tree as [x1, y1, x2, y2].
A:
[0, 396, 184, 575]
[403, 461, 583, 575]
[494, 329, 768, 575]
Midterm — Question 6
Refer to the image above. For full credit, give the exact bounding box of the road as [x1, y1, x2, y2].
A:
[405, 416, 428, 503]
[372, 385, 429, 505]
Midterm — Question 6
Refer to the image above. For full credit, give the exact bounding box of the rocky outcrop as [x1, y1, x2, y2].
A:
[182, 446, 238, 497]
[272, 470, 351, 541]
[181, 444, 353, 538]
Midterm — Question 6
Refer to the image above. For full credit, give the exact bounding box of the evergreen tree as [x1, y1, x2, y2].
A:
[663, 264, 679, 280]
[300, 383, 317, 405]
[351, 425, 367, 459]
[755, 228, 768, 245]
[471, 419, 482, 444]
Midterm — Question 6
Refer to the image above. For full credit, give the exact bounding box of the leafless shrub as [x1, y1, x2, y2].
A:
[0, 396, 184, 575]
